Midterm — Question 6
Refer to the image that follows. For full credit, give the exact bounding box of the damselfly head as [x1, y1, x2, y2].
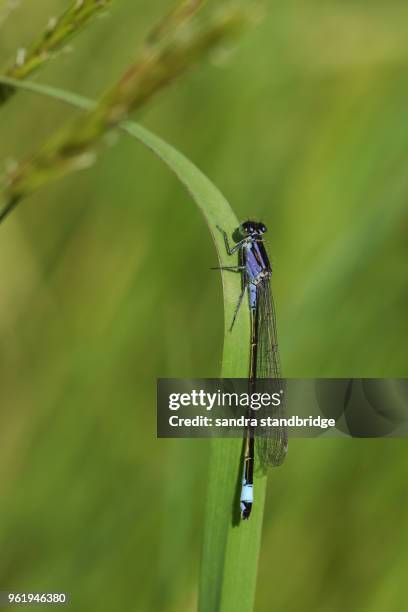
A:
[241, 221, 268, 236]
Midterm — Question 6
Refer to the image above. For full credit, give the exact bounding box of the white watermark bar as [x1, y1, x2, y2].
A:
[157, 379, 408, 438]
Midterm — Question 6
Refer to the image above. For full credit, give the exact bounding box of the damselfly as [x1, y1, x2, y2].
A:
[216, 221, 287, 519]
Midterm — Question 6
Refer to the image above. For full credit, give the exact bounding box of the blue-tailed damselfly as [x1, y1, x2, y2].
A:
[216, 221, 287, 519]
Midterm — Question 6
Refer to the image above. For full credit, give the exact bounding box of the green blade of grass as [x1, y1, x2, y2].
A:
[0, 75, 265, 612]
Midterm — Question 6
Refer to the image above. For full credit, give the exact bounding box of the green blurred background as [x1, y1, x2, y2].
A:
[0, 1, 407, 610]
